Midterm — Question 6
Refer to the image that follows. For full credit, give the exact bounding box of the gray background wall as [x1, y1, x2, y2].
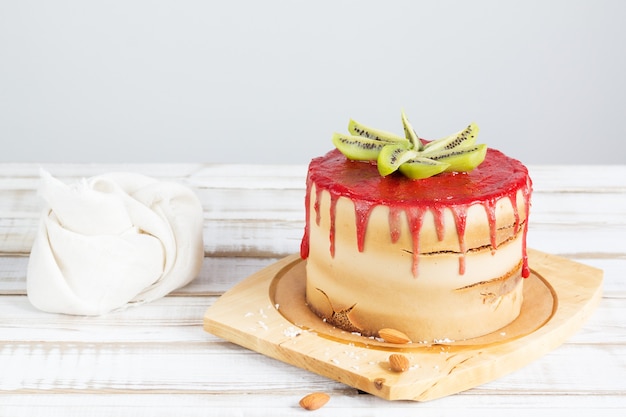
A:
[1, 0, 624, 165]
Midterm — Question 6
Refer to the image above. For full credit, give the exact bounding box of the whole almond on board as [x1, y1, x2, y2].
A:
[389, 353, 410, 372]
[299, 392, 330, 411]
[378, 328, 411, 344]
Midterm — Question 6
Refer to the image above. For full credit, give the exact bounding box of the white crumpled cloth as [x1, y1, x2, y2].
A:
[27, 170, 204, 315]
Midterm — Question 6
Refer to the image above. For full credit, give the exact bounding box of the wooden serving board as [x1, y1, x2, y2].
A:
[203, 249, 603, 401]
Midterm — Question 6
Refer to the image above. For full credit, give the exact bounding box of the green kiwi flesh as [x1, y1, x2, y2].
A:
[400, 110, 424, 151]
[398, 157, 450, 179]
[332, 133, 389, 161]
[425, 143, 487, 172]
[377, 143, 419, 176]
[423, 122, 479, 153]
[348, 119, 408, 143]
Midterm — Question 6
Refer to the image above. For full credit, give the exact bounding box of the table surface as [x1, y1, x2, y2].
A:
[0, 163, 624, 416]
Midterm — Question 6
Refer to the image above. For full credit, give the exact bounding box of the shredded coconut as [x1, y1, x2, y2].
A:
[283, 326, 302, 338]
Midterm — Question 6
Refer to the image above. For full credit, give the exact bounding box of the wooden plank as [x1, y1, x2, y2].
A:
[530, 192, 626, 224]
[1, 317, 624, 395]
[0, 291, 626, 342]
[1, 163, 624, 192]
[0, 294, 622, 344]
[0, 335, 623, 397]
[527, 226, 626, 259]
[1, 393, 625, 417]
[1, 212, 625, 257]
[0, 254, 617, 297]
[4, 189, 626, 232]
[527, 165, 626, 192]
[0, 256, 281, 295]
[0, 338, 353, 393]
[0, 163, 207, 180]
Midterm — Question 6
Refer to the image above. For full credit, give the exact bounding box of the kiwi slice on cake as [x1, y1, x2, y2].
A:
[422, 122, 479, 153]
[399, 157, 450, 179]
[377, 143, 419, 176]
[332, 133, 393, 161]
[400, 109, 424, 151]
[333, 111, 487, 179]
[348, 119, 408, 143]
[424, 143, 487, 172]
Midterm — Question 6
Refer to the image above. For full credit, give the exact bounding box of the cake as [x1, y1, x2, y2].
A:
[300, 113, 532, 343]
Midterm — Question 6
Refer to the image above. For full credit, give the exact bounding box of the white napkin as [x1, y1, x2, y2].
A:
[27, 170, 204, 315]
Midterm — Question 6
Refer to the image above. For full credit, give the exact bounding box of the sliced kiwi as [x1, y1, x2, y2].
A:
[398, 157, 450, 179]
[348, 119, 408, 143]
[333, 113, 486, 179]
[400, 110, 424, 151]
[425, 143, 487, 172]
[422, 122, 479, 153]
[377, 143, 419, 176]
[332, 133, 390, 161]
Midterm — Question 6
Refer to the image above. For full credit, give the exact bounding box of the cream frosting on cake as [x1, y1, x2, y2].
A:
[300, 148, 532, 342]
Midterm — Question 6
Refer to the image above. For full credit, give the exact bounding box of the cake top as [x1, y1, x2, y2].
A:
[307, 148, 529, 208]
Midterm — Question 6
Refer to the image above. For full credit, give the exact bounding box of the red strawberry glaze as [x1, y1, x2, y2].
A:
[300, 148, 533, 278]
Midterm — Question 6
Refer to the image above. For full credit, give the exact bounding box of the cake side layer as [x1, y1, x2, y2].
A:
[309, 186, 528, 278]
[305, 266, 523, 342]
[307, 186, 527, 286]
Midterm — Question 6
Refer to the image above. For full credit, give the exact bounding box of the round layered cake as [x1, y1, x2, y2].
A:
[300, 148, 532, 342]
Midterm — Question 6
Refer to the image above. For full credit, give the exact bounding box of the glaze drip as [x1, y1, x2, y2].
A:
[484, 198, 498, 254]
[450, 206, 468, 275]
[405, 206, 425, 277]
[353, 200, 378, 252]
[388, 206, 403, 243]
[432, 206, 446, 242]
[328, 193, 339, 257]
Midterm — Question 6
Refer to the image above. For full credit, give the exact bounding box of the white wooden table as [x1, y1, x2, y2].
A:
[1, 163, 624, 416]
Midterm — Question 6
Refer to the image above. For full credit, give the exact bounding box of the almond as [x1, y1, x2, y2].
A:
[299, 392, 330, 411]
[389, 353, 410, 372]
[378, 328, 411, 344]
[374, 377, 386, 390]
